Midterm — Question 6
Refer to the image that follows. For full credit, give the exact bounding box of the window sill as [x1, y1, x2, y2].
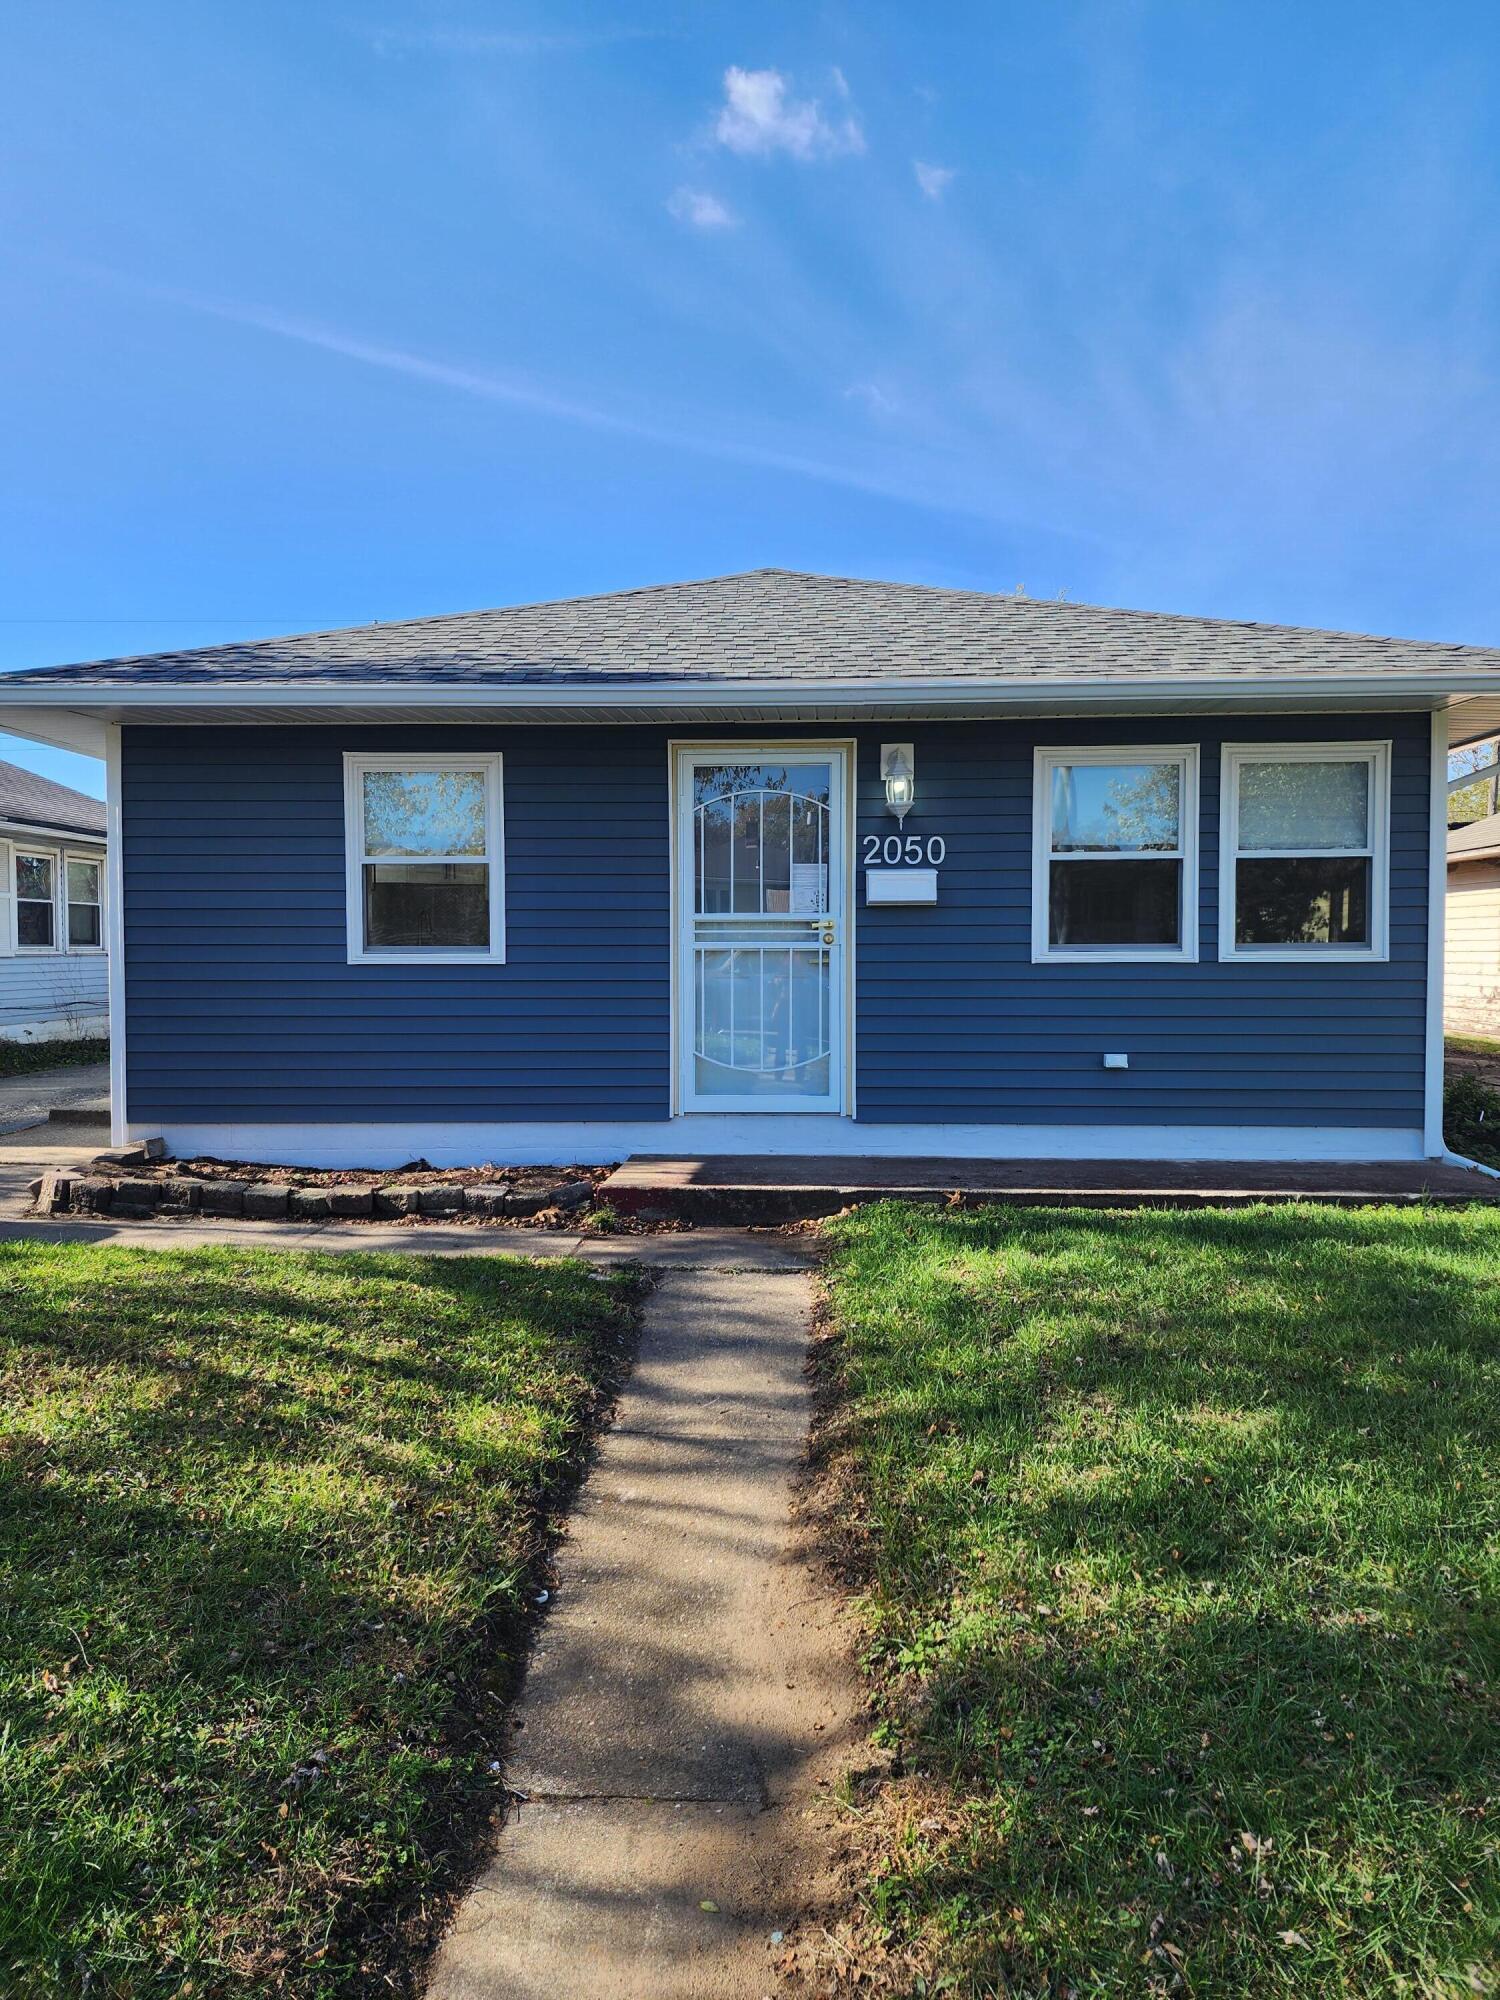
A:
[1218, 946, 1389, 965]
[1032, 947, 1199, 966]
[347, 950, 508, 968]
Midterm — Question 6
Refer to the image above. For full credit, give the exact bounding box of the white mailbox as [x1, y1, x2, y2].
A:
[865, 867, 938, 905]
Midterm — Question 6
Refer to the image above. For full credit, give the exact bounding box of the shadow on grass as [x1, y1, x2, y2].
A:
[0, 1243, 646, 1998]
[819, 1202, 1500, 1996]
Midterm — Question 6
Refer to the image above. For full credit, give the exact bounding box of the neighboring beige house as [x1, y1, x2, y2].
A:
[0, 759, 108, 1043]
[1446, 812, 1500, 1036]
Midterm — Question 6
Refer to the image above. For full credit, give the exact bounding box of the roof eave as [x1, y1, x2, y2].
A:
[4, 670, 1500, 711]
[3, 672, 1500, 764]
[0, 815, 107, 844]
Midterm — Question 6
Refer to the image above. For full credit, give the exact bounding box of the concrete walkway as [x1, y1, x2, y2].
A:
[0, 1059, 109, 1137]
[429, 1263, 857, 2000]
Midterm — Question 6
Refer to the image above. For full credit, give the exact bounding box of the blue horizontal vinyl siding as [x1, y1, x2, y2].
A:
[853, 714, 1430, 1129]
[123, 727, 673, 1124]
[122, 714, 1431, 1132]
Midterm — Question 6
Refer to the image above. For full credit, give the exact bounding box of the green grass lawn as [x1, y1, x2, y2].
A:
[0, 1035, 109, 1079]
[819, 1203, 1499, 1999]
[0, 1243, 643, 1998]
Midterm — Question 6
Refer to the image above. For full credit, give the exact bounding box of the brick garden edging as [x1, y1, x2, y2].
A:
[29, 1155, 595, 1224]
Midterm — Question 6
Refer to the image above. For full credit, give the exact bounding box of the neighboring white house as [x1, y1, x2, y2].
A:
[0, 759, 108, 1043]
[1447, 812, 1500, 1037]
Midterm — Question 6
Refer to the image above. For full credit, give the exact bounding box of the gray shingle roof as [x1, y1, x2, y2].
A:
[1448, 812, 1500, 861]
[0, 759, 106, 837]
[6, 570, 1498, 690]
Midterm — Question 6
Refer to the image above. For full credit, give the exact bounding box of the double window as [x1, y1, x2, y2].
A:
[1034, 741, 1390, 964]
[1033, 747, 1199, 961]
[343, 753, 505, 964]
[1220, 743, 1388, 960]
[8, 848, 105, 953]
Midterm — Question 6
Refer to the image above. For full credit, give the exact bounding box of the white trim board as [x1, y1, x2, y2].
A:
[105, 725, 127, 1146]
[1218, 740, 1391, 964]
[669, 739, 855, 1117]
[130, 1119, 1428, 1170]
[0, 686, 1491, 761]
[342, 751, 506, 966]
[1031, 743, 1200, 964]
[1424, 713, 1449, 1158]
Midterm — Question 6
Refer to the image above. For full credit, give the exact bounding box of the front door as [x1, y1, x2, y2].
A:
[675, 747, 848, 1114]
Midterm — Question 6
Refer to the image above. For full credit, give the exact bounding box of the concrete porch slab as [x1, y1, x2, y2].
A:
[601, 1151, 1500, 1221]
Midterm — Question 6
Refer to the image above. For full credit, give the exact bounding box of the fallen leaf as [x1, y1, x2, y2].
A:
[1278, 1930, 1310, 1948]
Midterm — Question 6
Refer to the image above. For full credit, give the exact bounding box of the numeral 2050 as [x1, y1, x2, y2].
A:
[862, 833, 946, 866]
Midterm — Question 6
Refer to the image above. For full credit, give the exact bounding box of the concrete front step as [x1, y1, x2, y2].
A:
[599, 1152, 1500, 1222]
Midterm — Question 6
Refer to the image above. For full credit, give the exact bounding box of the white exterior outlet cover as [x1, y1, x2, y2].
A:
[865, 868, 938, 905]
[1103, 1052, 1129, 1069]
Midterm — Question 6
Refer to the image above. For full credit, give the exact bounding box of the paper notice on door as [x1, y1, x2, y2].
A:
[790, 862, 828, 914]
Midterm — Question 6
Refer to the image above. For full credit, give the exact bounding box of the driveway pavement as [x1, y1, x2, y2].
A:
[0, 1059, 109, 1137]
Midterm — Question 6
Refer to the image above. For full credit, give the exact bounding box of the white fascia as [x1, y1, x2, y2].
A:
[1, 674, 1499, 714]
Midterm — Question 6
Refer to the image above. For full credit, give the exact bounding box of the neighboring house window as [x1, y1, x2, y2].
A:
[1219, 742, 1390, 960]
[1032, 746, 1199, 962]
[342, 753, 505, 965]
[65, 855, 104, 949]
[16, 851, 56, 950]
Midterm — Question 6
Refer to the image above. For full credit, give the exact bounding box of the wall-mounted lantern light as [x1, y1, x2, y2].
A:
[881, 742, 915, 821]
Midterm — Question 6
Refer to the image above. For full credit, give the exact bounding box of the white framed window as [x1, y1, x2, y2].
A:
[1219, 742, 1389, 962]
[15, 849, 58, 952]
[64, 853, 104, 951]
[1032, 745, 1199, 962]
[343, 753, 505, 966]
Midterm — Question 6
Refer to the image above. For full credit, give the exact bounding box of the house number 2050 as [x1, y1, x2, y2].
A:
[862, 832, 947, 866]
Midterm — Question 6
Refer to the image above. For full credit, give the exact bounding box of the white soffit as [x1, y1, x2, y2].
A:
[2, 678, 1499, 758]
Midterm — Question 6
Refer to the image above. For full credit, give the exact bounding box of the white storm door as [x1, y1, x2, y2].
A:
[677, 749, 847, 1114]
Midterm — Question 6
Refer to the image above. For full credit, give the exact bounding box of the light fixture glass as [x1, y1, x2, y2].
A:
[881, 744, 915, 821]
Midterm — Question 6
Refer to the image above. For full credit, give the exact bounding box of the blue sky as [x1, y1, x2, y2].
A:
[3, 1, 1499, 799]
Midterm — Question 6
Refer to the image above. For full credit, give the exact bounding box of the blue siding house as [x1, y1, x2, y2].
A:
[0, 761, 108, 1043]
[2, 570, 1497, 1167]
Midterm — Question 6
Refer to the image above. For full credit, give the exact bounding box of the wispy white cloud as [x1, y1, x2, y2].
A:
[913, 160, 955, 200]
[364, 24, 657, 57]
[845, 380, 898, 416]
[667, 186, 737, 230]
[146, 287, 1039, 528]
[714, 67, 864, 161]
